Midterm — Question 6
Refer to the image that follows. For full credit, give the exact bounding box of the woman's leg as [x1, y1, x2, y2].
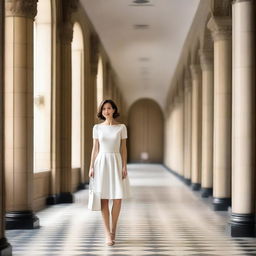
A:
[111, 199, 122, 237]
[101, 199, 112, 242]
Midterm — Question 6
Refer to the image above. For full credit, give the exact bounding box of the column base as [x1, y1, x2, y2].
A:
[228, 213, 255, 237]
[77, 182, 86, 191]
[46, 194, 59, 205]
[201, 187, 213, 198]
[191, 183, 201, 191]
[58, 192, 74, 203]
[46, 192, 74, 204]
[213, 197, 231, 211]
[0, 238, 12, 256]
[5, 211, 40, 230]
[184, 178, 191, 185]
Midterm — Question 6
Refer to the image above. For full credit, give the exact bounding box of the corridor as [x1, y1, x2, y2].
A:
[6, 164, 256, 256]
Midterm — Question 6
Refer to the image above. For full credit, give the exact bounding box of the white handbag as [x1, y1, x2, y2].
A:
[88, 178, 101, 211]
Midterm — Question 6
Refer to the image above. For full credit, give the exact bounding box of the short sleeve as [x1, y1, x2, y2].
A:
[92, 125, 98, 139]
[121, 124, 128, 139]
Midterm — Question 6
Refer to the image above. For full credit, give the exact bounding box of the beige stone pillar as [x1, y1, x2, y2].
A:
[172, 93, 180, 174]
[104, 62, 111, 99]
[190, 64, 202, 190]
[47, 0, 61, 205]
[177, 85, 184, 177]
[183, 70, 192, 185]
[90, 34, 99, 124]
[4, 0, 40, 229]
[0, 0, 12, 253]
[208, 16, 232, 211]
[116, 90, 121, 114]
[110, 73, 115, 100]
[57, 1, 78, 203]
[170, 101, 176, 171]
[229, 0, 255, 237]
[59, 24, 72, 200]
[199, 49, 214, 198]
[80, 35, 98, 187]
[80, 44, 89, 188]
[113, 84, 118, 104]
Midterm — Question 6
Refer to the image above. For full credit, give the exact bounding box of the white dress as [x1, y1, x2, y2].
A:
[93, 123, 131, 199]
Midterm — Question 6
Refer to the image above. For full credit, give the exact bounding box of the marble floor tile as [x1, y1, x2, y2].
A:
[6, 164, 256, 256]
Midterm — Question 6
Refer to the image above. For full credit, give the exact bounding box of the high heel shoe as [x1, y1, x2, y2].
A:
[110, 232, 116, 244]
[105, 236, 114, 246]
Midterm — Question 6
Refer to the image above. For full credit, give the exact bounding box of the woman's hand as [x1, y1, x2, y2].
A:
[122, 166, 127, 179]
[89, 167, 94, 178]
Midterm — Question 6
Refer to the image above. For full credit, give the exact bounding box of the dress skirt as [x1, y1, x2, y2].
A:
[94, 152, 131, 199]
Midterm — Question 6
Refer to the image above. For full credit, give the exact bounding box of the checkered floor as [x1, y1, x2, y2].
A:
[6, 164, 256, 255]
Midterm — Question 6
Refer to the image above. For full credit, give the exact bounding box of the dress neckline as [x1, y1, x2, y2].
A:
[99, 123, 122, 127]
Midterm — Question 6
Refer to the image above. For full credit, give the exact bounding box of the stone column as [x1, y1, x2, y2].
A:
[183, 70, 192, 185]
[208, 16, 232, 211]
[169, 97, 175, 172]
[172, 92, 180, 174]
[47, 0, 61, 205]
[109, 73, 115, 100]
[90, 34, 99, 123]
[4, 0, 40, 229]
[80, 35, 97, 187]
[230, 0, 255, 237]
[104, 62, 111, 99]
[79, 46, 88, 190]
[0, 0, 12, 253]
[199, 49, 214, 197]
[178, 85, 184, 177]
[57, 0, 78, 203]
[190, 64, 202, 190]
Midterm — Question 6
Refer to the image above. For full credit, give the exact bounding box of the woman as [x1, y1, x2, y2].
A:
[89, 99, 131, 246]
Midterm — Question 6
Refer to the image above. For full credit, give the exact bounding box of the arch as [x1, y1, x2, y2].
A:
[71, 22, 84, 168]
[33, 0, 52, 172]
[128, 98, 164, 163]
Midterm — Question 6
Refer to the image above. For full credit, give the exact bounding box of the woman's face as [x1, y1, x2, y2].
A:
[102, 103, 115, 118]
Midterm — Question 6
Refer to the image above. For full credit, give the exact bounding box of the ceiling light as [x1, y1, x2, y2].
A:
[139, 57, 150, 62]
[133, 0, 149, 3]
[129, 0, 153, 7]
[134, 24, 149, 29]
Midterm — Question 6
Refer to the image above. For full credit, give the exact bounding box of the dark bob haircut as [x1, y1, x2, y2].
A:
[97, 99, 120, 120]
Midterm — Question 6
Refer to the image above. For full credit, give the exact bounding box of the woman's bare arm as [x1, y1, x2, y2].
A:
[121, 139, 127, 178]
[89, 139, 99, 177]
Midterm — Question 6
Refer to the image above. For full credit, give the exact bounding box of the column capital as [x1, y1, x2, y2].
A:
[5, 0, 38, 19]
[199, 49, 213, 71]
[207, 16, 232, 41]
[212, 0, 232, 16]
[59, 22, 73, 44]
[190, 64, 201, 80]
[62, 0, 79, 23]
[58, 0, 78, 43]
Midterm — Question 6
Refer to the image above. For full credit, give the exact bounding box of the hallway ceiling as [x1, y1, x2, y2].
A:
[80, 0, 200, 110]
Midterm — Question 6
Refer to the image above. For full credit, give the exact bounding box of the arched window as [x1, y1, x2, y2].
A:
[71, 23, 84, 168]
[33, 0, 51, 172]
[96, 56, 103, 107]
